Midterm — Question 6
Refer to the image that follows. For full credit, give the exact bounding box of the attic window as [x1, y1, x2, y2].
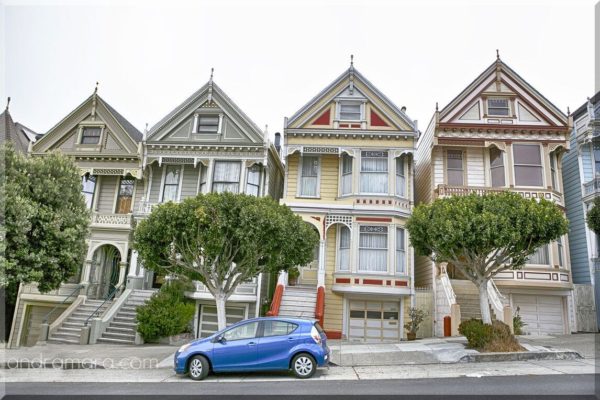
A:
[81, 127, 101, 144]
[487, 98, 510, 117]
[339, 102, 362, 121]
[197, 115, 219, 133]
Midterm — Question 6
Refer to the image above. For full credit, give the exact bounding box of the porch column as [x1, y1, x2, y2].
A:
[128, 250, 139, 278]
[80, 259, 93, 285]
[317, 239, 326, 288]
[116, 261, 128, 288]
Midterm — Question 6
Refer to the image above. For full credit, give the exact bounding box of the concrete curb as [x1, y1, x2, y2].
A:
[1, 361, 105, 370]
[458, 350, 583, 363]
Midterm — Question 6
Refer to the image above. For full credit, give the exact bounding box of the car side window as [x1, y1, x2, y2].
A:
[262, 321, 298, 337]
[222, 322, 259, 341]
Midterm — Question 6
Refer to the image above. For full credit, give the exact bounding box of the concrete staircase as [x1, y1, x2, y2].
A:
[278, 286, 317, 319]
[96, 289, 156, 345]
[450, 280, 495, 323]
[48, 299, 111, 344]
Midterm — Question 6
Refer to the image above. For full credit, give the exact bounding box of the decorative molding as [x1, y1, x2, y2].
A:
[325, 214, 352, 231]
[484, 141, 507, 151]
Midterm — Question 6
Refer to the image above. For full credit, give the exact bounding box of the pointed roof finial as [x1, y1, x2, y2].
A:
[350, 54, 354, 68]
[210, 67, 214, 83]
[94, 81, 99, 94]
[264, 124, 269, 136]
[567, 106, 571, 116]
[496, 49, 500, 61]
[207, 68, 214, 103]
[6, 97, 10, 111]
[435, 102, 439, 112]
[143, 122, 148, 141]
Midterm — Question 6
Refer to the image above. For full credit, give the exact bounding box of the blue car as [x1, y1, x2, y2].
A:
[174, 317, 330, 380]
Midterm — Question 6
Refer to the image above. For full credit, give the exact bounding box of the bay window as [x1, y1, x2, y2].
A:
[299, 156, 319, 197]
[526, 245, 549, 265]
[198, 165, 207, 194]
[82, 174, 96, 209]
[396, 156, 405, 197]
[358, 226, 388, 272]
[513, 144, 543, 187]
[213, 161, 241, 193]
[162, 165, 181, 202]
[594, 144, 600, 174]
[338, 225, 351, 271]
[341, 154, 353, 195]
[550, 153, 558, 191]
[360, 151, 388, 194]
[246, 165, 261, 196]
[396, 228, 405, 274]
[446, 149, 464, 186]
[489, 147, 505, 187]
[557, 237, 564, 266]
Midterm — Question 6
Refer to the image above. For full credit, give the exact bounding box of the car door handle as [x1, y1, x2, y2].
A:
[287, 337, 295, 341]
[248, 342, 256, 346]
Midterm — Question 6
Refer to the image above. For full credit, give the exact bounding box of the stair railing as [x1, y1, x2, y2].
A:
[266, 284, 284, 317]
[314, 286, 325, 326]
[486, 280, 505, 322]
[84, 284, 122, 326]
[439, 264, 457, 305]
[42, 284, 84, 324]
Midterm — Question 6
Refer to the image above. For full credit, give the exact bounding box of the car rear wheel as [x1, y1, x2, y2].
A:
[291, 353, 316, 379]
[188, 355, 209, 381]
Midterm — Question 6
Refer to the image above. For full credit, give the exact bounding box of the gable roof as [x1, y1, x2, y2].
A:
[101, 97, 143, 142]
[573, 91, 600, 120]
[440, 58, 568, 125]
[147, 80, 265, 142]
[0, 105, 36, 153]
[286, 65, 417, 131]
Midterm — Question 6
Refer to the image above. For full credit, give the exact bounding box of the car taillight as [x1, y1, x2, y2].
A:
[311, 326, 322, 344]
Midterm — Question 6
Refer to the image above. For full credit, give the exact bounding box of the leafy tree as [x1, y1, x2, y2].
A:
[407, 192, 568, 324]
[134, 192, 318, 330]
[1, 145, 90, 337]
[586, 197, 600, 234]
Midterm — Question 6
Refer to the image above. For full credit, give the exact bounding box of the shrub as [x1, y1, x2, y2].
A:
[404, 307, 427, 334]
[513, 306, 526, 335]
[459, 319, 525, 352]
[136, 279, 196, 343]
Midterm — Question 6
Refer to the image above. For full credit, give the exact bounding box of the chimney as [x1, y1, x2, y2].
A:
[274, 132, 281, 154]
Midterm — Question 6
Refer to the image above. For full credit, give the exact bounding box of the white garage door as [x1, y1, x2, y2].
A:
[197, 305, 246, 338]
[348, 300, 401, 342]
[512, 295, 565, 335]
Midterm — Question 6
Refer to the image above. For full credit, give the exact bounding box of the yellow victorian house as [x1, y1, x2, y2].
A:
[271, 60, 419, 341]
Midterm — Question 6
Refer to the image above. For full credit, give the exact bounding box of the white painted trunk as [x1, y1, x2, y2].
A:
[215, 293, 227, 331]
[478, 280, 492, 325]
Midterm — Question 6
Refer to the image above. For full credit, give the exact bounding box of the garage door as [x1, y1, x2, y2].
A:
[197, 305, 246, 338]
[512, 295, 565, 335]
[348, 300, 400, 342]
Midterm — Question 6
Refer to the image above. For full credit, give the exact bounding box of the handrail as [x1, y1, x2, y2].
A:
[486, 280, 505, 322]
[439, 272, 456, 305]
[266, 284, 284, 317]
[84, 285, 121, 326]
[490, 278, 506, 302]
[314, 286, 325, 327]
[42, 284, 84, 324]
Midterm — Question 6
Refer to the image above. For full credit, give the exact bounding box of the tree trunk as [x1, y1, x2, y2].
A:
[478, 279, 492, 325]
[215, 292, 227, 331]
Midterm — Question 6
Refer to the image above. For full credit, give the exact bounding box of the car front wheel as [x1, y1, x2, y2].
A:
[291, 353, 316, 379]
[187, 355, 209, 381]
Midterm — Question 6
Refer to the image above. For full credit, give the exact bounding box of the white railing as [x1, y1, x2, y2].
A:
[487, 279, 506, 322]
[91, 213, 133, 226]
[439, 266, 456, 305]
[583, 177, 600, 196]
[137, 201, 157, 215]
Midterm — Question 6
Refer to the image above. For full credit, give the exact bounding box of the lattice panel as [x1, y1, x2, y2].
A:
[161, 157, 195, 164]
[325, 214, 353, 230]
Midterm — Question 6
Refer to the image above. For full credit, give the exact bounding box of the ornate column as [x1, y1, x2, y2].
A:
[128, 250, 139, 278]
[317, 239, 326, 288]
[116, 261, 128, 289]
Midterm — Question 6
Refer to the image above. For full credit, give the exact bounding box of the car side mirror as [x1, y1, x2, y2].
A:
[214, 335, 225, 343]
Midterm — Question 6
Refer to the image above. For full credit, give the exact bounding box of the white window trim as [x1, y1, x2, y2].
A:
[339, 154, 353, 197]
[113, 176, 136, 214]
[511, 143, 545, 189]
[445, 148, 466, 186]
[211, 160, 242, 193]
[395, 156, 407, 198]
[76, 123, 106, 147]
[486, 97, 512, 117]
[336, 224, 351, 272]
[160, 164, 184, 203]
[395, 226, 407, 276]
[245, 165, 261, 196]
[487, 147, 507, 188]
[357, 224, 389, 274]
[297, 155, 321, 198]
[337, 100, 365, 122]
[359, 150, 390, 195]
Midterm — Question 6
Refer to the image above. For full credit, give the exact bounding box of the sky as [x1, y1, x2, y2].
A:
[1, 0, 597, 142]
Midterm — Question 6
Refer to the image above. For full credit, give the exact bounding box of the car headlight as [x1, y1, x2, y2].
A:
[178, 343, 191, 353]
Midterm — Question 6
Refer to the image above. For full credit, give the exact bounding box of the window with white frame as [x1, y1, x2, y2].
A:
[341, 154, 353, 195]
[360, 151, 388, 194]
[513, 144, 543, 187]
[162, 165, 181, 202]
[81, 127, 102, 144]
[299, 156, 319, 197]
[557, 237, 564, 266]
[197, 115, 219, 133]
[395, 156, 405, 197]
[526, 245, 549, 265]
[198, 165, 207, 194]
[358, 226, 388, 272]
[338, 225, 351, 271]
[82, 174, 96, 209]
[339, 102, 362, 121]
[489, 147, 505, 187]
[446, 150, 464, 186]
[396, 228, 405, 274]
[487, 98, 510, 116]
[246, 165, 261, 196]
[594, 144, 600, 174]
[550, 153, 558, 191]
[213, 161, 241, 193]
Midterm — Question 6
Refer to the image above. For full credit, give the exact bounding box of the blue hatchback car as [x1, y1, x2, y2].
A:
[174, 317, 330, 380]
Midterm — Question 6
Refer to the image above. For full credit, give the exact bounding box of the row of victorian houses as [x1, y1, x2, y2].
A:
[3, 55, 599, 348]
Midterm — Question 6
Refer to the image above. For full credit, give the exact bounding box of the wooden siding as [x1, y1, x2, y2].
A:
[466, 147, 485, 186]
[285, 154, 339, 202]
[267, 152, 284, 200]
[414, 254, 433, 287]
[180, 165, 200, 200]
[415, 118, 435, 205]
[133, 178, 145, 212]
[148, 163, 163, 204]
[563, 129, 592, 284]
[324, 228, 343, 332]
[96, 175, 118, 213]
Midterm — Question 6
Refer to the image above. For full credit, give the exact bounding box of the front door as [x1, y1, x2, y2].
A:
[88, 246, 121, 299]
[295, 243, 319, 286]
[212, 321, 259, 371]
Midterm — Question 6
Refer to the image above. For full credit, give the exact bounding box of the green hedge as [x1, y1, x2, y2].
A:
[136, 280, 195, 343]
